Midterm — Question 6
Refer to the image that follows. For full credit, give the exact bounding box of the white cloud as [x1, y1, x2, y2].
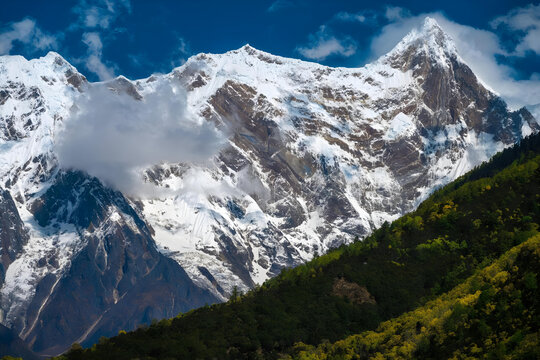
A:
[334, 10, 378, 24]
[69, 1, 132, 81]
[336, 12, 366, 22]
[333, 6, 410, 26]
[297, 26, 356, 60]
[57, 82, 225, 196]
[530, 104, 540, 125]
[491, 4, 540, 55]
[32, 27, 58, 50]
[367, 7, 540, 110]
[82, 31, 103, 53]
[267, 0, 294, 13]
[0, 18, 59, 55]
[71, 0, 131, 30]
[384, 6, 411, 21]
[169, 37, 190, 69]
[82, 32, 115, 80]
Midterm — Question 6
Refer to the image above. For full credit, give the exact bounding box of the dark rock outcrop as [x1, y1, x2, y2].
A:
[17, 172, 219, 355]
[0, 324, 41, 360]
[0, 188, 28, 288]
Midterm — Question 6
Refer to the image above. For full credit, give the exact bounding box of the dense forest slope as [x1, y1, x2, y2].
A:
[288, 236, 539, 359]
[48, 133, 540, 360]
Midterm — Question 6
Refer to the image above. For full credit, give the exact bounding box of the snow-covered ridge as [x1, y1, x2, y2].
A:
[121, 18, 536, 298]
[381, 17, 459, 65]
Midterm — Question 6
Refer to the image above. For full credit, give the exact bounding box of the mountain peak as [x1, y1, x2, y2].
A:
[422, 16, 443, 32]
[43, 51, 63, 60]
[233, 43, 262, 55]
[381, 16, 459, 69]
[418, 17, 456, 50]
[38, 51, 69, 67]
[236, 44, 274, 58]
[241, 44, 256, 51]
[226, 43, 289, 65]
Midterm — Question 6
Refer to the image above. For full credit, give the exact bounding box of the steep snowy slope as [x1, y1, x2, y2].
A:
[0, 17, 537, 355]
[133, 17, 539, 297]
[0, 53, 218, 355]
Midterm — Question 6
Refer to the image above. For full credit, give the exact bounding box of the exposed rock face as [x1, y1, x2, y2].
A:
[0, 324, 40, 360]
[332, 278, 376, 305]
[0, 17, 537, 355]
[0, 189, 28, 289]
[19, 171, 218, 355]
[0, 54, 219, 355]
[138, 17, 537, 304]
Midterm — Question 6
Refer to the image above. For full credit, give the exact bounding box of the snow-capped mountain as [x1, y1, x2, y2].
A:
[0, 17, 537, 355]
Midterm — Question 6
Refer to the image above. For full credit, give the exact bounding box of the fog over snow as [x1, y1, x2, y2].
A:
[57, 82, 225, 196]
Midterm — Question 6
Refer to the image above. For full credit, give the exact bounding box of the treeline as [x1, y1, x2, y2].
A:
[53, 133, 540, 360]
[432, 132, 540, 198]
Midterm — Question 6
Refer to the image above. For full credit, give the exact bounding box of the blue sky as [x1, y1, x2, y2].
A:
[1, 1, 539, 109]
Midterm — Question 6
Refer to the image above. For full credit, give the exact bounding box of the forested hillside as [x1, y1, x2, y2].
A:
[288, 235, 539, 359]
[51, 133, 540, 360]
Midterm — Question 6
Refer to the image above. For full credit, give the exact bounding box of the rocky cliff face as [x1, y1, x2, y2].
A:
[21, 171, 218, 355]
[0, 189, 29, 290]
[0, 54, 219, 356]
[139, 18, 537, 298]
[0, 324, 39, 360]
[0, 17, 537, 355]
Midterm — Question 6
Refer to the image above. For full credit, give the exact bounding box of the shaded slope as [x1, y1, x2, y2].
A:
[55, 133, 540, 359]
[0, 324, 40, 360]
[20, 171, 219, 356]
[0, 188, 29, 288]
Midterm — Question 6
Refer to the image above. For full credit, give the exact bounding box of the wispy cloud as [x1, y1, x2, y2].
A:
[334, 10, 379, 25]
[70, 0, 131, 80]
[297, 26, 356, 61]
[267, 0, 294, 13]
[333, 6, 409, 25]
[0, 18, 59, 55]
[384, 6, 411, 21]
[491, 4, 540, 56]
[169, 37, 191, 69]
[71, 0, 131, 30]
[82, 32, 115, 81]
[367, 6, 540, 110]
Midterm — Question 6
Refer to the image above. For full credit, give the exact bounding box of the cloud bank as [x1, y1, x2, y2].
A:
[297, 25, 357, 61]
[0, 18, 59, 55]
[57, 81, 225, 196]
